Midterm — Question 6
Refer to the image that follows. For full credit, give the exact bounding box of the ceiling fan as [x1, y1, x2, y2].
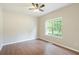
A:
[29, 3, 45, 12]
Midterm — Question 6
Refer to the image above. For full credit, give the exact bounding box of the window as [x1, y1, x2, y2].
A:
[45, 17, 62, 38]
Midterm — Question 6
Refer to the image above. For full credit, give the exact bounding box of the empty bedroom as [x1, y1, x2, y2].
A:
[0, 3, 79, 55]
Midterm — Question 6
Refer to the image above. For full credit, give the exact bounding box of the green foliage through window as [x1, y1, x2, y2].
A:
[46, 17, 62, 37]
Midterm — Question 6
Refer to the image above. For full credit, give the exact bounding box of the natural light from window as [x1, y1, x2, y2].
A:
[45, 17, 62, 38]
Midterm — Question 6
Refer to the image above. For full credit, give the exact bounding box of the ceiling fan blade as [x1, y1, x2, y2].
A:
[32, 3, 36, 7]
[39, 9, 44, 12]
[40, 4, 45, 8]
[29, 8, 35, 10]
[36, 3, 39, 8]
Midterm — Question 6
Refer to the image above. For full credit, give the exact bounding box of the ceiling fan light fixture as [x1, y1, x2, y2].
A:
[34, 9, 39, 12]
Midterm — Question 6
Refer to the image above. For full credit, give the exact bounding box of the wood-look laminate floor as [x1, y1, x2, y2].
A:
[0, 39, 78, 55]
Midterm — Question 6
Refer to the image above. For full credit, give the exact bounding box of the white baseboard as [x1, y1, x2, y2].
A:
[52, 41, 79, 53]
[0, 38, 37, 51]
[39, 38, 79, 53]
[3, 38, 36, 46]
[0, 44, 3, 51]
[0, 38, 36, 51]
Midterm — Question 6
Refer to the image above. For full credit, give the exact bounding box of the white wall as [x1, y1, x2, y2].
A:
[38, 4, 79, 52]
[0, 6, 3, 50]
[3, 10, 37, 45]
